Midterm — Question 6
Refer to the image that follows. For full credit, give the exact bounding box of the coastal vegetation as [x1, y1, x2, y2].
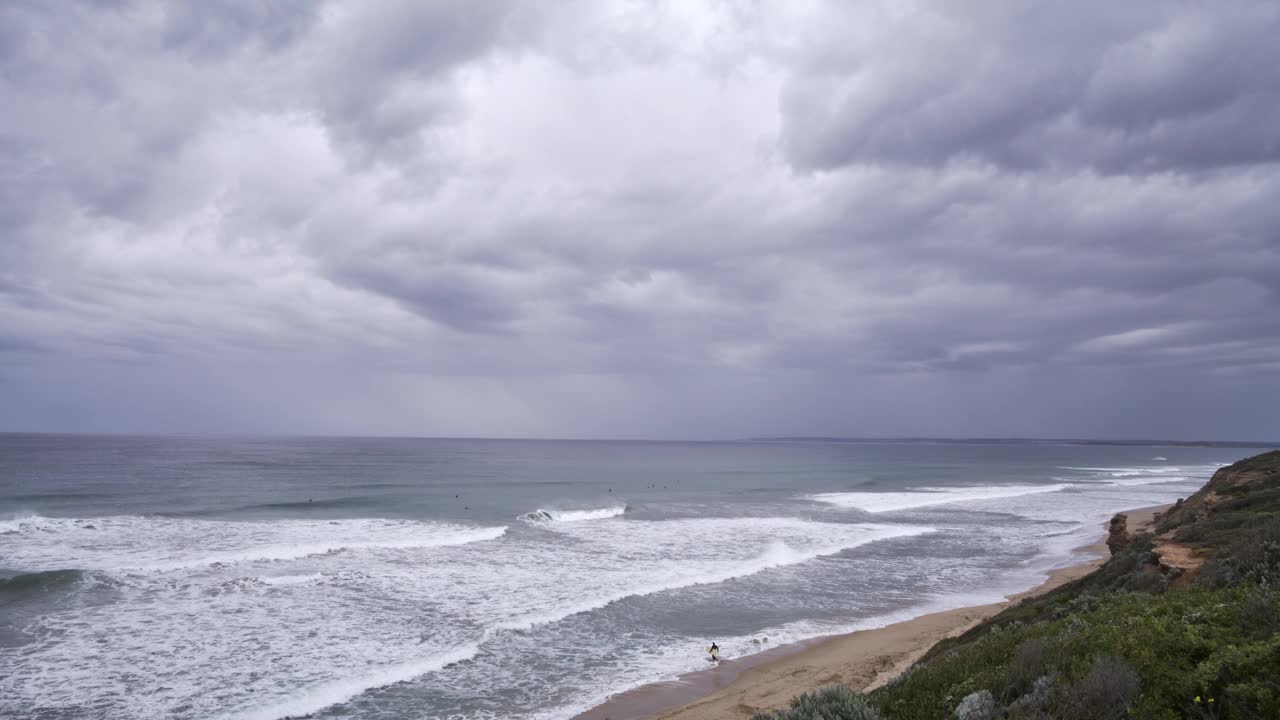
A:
[753, 451, 1280, 720]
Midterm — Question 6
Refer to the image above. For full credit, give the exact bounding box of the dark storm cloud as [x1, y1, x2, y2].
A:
[158, 1, 323, 57]
[0, 1, 1278, 438]
[331, 261, 526, 334]
[0, 334, 42, 354]
[781, 2, 1280, 173]
[305, 0, 522, 163]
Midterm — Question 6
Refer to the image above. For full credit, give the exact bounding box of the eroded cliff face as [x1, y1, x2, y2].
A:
[1105, 513, 1129, 555]
[1100, 452, 1280, 592]
[1158, 449, 1280, 528]
[1142, 449, 1280, 586]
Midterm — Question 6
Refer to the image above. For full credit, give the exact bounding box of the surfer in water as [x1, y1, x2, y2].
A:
[707, 642, 720, 661]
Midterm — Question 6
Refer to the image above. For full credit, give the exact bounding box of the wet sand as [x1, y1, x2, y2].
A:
[575, 504, 1170, 720]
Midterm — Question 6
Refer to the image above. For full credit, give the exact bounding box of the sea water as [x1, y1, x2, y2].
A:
[0, 435, 1260, 719]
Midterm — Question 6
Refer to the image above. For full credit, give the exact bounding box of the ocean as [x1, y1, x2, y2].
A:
[0, 435, 1260, 720]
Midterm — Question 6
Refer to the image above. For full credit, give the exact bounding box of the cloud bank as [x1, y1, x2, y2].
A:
[1, 1, 1278, 439]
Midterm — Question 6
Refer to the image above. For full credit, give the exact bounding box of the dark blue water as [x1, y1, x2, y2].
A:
[0, 435, 1258, 719]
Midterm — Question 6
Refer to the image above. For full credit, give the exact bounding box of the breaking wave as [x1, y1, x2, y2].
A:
[0, 515, 508, 572]
[0, 512, 47, 534]
[520, 505, 628, 523]
[256, 573, 325, 587]
[132, 528, 508, 571]
[1059, 466, 1185, 477]
[490, 523, 934, 633]
[219, 644, 480, 720]
[1107, 475, 1193, 487]
[810, 484, 1071, 513]
[1057, 465, 1210, 488]
[0, 568, 85, 600]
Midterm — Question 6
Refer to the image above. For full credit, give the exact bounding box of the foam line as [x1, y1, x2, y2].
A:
[219, 644, 480, 720]
[257, 573, 324, 586]
[810, 484, 1070, 513]
[128, 526, 509, 571]
[488, 525, 934, 634]
[0, 512, 46, 534]
[520, 505, 627, 522]
[1107, 475, 1193, 487]
[1, 515, 508, 572]
[1059, 466, 1185, 476]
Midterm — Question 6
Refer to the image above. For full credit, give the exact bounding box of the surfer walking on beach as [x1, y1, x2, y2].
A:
[707, 642, 720, 661]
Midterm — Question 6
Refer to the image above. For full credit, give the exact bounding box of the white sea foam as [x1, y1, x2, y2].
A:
[257, 573, 324, 586]
[1059, 466, 1185, 476]
[0, 511, 46, 534]
[1056, 464, 1211, 488]
[133, 527, 509, 571]
[809, 484, 1071, 513]
[0, 515, 508, 572]
[3, 513, 942, 719]
[1107, 475, 1193, 487]
[490, 523, 934, 633]
[220, 644, 480, 720]
[520, 505, 627, 522]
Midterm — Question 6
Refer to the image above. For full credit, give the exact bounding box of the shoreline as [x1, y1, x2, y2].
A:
[575, 504, 1170, 720]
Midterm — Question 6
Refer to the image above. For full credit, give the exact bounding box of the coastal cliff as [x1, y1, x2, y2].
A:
[756, 450, 1280, 720]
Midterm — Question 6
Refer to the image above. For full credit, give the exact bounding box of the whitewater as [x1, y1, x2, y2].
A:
[0, 435, 1252, 720]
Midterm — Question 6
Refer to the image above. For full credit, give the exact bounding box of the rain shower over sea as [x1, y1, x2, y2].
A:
[0, 435, 1258, 720]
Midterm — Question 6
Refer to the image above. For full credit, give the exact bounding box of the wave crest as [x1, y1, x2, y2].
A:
[220, 644, 479, 720]
[1, 515, 508, 572]
[0, 512, 47, 534]
[138, 526, 509, 571]
[489, 523, 934, 633]
[256, 573, 325, 587]
[0, 568, 85, 599]
[810, 484, 1071, 513]
[519, 505, 627, 523]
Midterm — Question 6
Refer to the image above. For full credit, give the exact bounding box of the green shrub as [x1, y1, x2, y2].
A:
[867, 453, 1280, 720]
[952, 689, 997, 720]
[1005, 673, 1058, 719]
[1004, 637, 1062, 697]
[872, 589, 1280, 720]
[1237, 589, 1280, 640]
[1201, 516, 1280, 588]
[1055, 656, 1139, 720]
[752, 685, 880, 720]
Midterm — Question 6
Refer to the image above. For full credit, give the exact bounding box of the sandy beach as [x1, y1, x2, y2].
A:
[577, 504, 1170, 720]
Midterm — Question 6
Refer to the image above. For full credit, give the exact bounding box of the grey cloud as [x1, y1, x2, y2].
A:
[1, 1, 1278, 439]
[158, 1, 323, 58]
[782, 2, 1280, 173]
[0, 334, 42, 354]
[2, 3, 234, 225]
[323, 154, 1280, 378]
[332, 262, 526, 335]
[306, 0, 521, 162]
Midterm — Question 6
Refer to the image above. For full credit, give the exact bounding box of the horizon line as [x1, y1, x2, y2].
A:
[0, 430, 1275, 449]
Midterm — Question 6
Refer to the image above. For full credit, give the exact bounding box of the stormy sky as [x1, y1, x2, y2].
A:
[1, 1, 1278, 440]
